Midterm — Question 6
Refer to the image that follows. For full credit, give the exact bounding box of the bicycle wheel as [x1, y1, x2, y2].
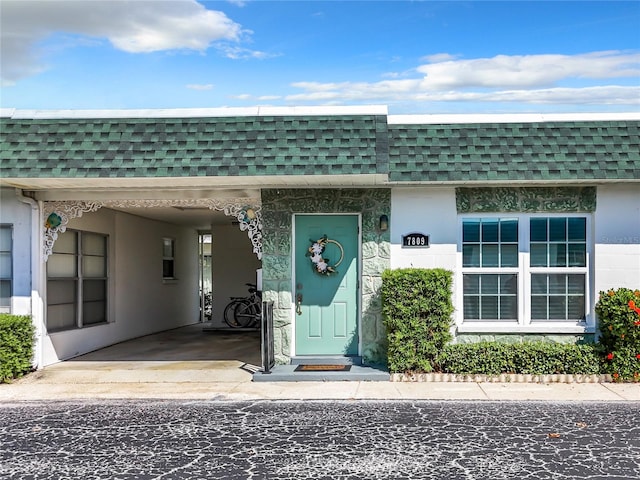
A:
[224, 299, 248, 327]
[234, 301, 260, 328]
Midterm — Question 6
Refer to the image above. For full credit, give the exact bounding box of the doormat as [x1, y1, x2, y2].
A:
[294, 364, 352, 372]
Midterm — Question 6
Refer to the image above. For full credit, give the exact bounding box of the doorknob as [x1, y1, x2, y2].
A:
[296, 293, 303, 315]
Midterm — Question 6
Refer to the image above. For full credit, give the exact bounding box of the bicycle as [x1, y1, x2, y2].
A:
[223, 283, 262, 328]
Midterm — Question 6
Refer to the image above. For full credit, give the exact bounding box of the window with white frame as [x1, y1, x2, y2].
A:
[47, 229, 108, 331]
[162, 238, 176, 280]
[0, 225, 12, 313]
[461, 215, 589, 326]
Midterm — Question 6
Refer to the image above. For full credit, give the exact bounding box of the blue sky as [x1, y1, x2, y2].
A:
[1, 0, 639, 114]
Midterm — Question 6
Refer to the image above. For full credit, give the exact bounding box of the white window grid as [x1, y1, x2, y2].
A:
[456, 213, 592, 333]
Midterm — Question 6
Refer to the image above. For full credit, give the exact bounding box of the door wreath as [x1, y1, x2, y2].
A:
[306, 235, 344, 276]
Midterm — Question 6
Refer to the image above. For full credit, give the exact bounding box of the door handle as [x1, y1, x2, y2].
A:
[296, 293, 303, 315]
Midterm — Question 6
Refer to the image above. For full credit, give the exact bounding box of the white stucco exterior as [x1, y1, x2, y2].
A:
[0, 189, 35, 316]
[593, 185, 640, 291]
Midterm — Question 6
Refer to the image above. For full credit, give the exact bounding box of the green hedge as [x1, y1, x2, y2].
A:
[0, 314, 35, 383]
[595, 288, 640, 382]
[436, 342, 601, 375]
[381, 268, 453, 373]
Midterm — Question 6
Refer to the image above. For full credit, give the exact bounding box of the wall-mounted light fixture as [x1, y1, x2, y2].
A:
[379, 214, 389, 232]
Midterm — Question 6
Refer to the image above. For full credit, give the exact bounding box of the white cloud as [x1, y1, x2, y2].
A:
[416, 51, 640, 89]
[283, 51, 640, 107]
[0, 0, 250, 85]
[186, 84, 214, 91]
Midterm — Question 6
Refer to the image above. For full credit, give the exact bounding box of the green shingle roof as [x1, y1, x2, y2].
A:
[0, 115, 388, 178]
[388, 121, 640, 182]
[1, 114, 638, 184]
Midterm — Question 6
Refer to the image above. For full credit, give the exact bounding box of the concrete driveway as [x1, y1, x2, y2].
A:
[11, 324, 262, 390]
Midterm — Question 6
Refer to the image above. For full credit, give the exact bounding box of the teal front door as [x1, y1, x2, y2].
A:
[294, 214, 359, 356]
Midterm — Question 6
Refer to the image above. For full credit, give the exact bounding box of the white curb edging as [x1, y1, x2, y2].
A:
[391, 373, 613, 383]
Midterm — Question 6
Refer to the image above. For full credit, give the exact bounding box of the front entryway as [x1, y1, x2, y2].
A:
[294, 214, 359, 356]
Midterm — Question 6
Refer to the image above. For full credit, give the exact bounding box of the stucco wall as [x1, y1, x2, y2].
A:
[261, 188, 391, 365]
[211, 224, 262, 327]
[593, 184, 640, 292]
[41, 207, 199, 365]
[0, 188, 35, 315]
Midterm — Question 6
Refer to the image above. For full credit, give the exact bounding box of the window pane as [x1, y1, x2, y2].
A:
[82, 233, 106, 256]
[163, 238, 174, 257]
[531, 274, 548, 294]
[53, 231, 77, 254]
[501, 219, 518, 242]
[463, 296, 479, 320]
[567, 274, 585, 294]
[0, 280, 11, 308]
[47, 304, 77, 331]
[500, 274, 518, 295]
[500, 296, 518, 320]
[0, 226, 11, 251]
[0, 252, 11, 277]
[480, 274, 498, 294]
[549, 218, 566, 241]
[568, 296, 585, 320]
[463, 274, 479, 294]
[530, 218, 547, 242]
[482, 220, 499, 242]
[463, 220, 480, 242]
[530, 244, 547, 267]
[83, 280, 106, 302]
[48, 253, 77, 277]
[83, 301, 106, 325]
[163, 260, 175, 278]
[531, 296, 548, 320]
[568, 244, 586, 267]
[462, 244, 480, 267]
[568, 217, 586, 241]
[549, 296, 567, 319]
[83, 256, 106, 278]
[548, 244, 567, 267]
[47, 280, 76, 305]
[481, 244, 499, 267]
[481, 296, 499, 319]
[548, 274, 566, 294]
[501, 244, 518, 267]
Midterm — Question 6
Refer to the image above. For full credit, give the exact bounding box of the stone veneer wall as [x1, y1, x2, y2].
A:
[455, 334, 596, 344]
[261, 188, 391, 365]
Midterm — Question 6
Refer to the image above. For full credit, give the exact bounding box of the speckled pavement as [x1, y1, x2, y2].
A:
[1, 400, 639, 480]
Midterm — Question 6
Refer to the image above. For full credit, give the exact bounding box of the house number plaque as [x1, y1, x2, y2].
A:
[402, 233, 430, 248]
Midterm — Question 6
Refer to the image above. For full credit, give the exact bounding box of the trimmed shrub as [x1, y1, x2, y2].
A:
[436, 342, 601, 375]
[0, 314, 35, 383]
[382, 268, 453, 373]
[595, 288, 640, 382]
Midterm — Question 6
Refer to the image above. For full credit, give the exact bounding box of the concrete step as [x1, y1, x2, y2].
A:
[253, 363, 390, 382]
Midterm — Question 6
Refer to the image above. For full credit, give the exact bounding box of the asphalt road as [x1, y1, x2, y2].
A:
[1, 400, 638, 480]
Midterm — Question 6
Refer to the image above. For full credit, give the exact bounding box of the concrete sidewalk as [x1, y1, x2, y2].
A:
[2, 367, 639, 402]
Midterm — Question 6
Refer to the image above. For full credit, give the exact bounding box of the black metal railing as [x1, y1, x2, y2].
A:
[261, 301, 275, 374]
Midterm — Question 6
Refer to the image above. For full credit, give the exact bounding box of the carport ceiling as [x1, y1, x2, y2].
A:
[107, 205, 233, 230]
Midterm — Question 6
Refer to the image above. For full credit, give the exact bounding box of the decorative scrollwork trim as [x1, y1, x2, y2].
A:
[42, 198, 263, 261]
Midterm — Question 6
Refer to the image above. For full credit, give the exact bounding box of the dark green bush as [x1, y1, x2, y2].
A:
[0, 314, 35, 383]
[382, 268, 453, 373]
[595, 288, 640, 382]
[436, 341, 601, 375]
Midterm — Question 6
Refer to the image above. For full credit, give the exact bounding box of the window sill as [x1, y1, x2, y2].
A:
[456, 323, 594, 335]
[162, 278, 178, 285]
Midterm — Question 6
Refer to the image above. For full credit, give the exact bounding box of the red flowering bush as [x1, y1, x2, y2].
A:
[595, 288, 640, 382]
